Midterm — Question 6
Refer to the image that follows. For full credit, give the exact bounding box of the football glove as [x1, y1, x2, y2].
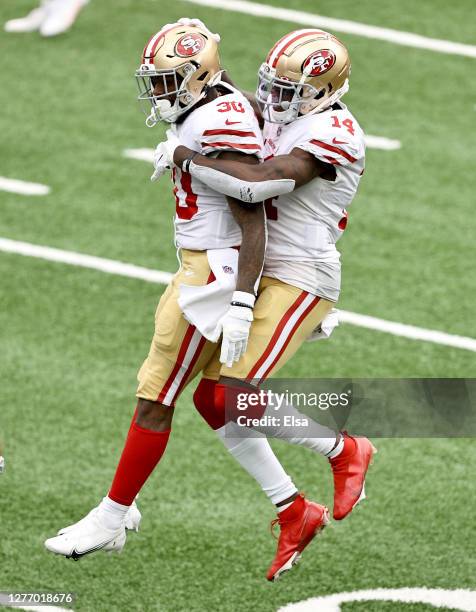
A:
[306, 308, 340, 342]
[219, 291, 255, 367]
[150, 129, 181, 182]
[177, 17, 221, 43]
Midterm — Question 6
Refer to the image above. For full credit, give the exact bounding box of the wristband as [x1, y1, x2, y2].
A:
[231, 301, 254, 310]
[231, 290, 256, 309]
[182, 152, 198, 173]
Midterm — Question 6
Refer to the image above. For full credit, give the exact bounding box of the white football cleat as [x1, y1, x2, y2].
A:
[45, 510, 126, 560]
[40, 0, 89, 37]
[4, 6, 49, 33]
[57, 500, 142, 536]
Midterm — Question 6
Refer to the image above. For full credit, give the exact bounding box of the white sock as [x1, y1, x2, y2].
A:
[255, 397, 339, 456]
[97, 496, 129, 530]
[277, 500, 294, 513]
[216, 422, 298, 506]
[326, 435, 344, 458]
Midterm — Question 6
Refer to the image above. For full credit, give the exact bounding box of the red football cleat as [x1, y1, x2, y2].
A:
[329, 432, 377, 520]
[266, 494, 329, 582]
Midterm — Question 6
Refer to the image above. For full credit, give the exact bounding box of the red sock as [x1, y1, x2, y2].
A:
[108, 422, 171, 506]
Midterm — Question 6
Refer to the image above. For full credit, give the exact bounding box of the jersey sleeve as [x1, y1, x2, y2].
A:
[198, 96, 264, 159]
[295, 115, 365, 168]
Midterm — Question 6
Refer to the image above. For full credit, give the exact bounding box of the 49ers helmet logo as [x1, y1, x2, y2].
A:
[175, 33, 206, 57]
[303, 49, 336, 76]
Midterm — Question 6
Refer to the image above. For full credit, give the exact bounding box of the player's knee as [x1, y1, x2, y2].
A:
[217, 376, 268, 422]
[193, 378, 226, 430]
[136, 398, 174, 431]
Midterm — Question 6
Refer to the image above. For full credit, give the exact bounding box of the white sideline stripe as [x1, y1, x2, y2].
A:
[122, 135, 400, 164]
[0, 176, 50, 196]
[0, 237, 173, 285]
[182, 0, 476, 58]
[0, 237, 475, 353]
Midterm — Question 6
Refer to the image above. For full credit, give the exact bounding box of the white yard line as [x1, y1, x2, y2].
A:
[0, 177, 50, 196]
[123, 148, 156, 163]
[1, 236, 475, 353]
[181, 0, 476, 58]
[364, 135, 401, 151]
[0, 237, 173, 285]
[338, 310, 476, 353]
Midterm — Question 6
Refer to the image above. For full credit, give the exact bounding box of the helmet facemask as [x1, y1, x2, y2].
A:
[256, 63, 349, 125]
[136, 61, 202, 126]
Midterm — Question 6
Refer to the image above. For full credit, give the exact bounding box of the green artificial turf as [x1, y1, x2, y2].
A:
[1, 1, 475, 610]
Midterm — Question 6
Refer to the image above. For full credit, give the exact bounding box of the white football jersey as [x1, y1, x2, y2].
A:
[262, 103, 365, 301]
[172, 85, 263, 251]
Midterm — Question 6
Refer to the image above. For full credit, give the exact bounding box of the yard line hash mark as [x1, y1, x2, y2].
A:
[1, 237, 475, 353]
[181, 0, 476, 59]
[0, 176, 50, 196]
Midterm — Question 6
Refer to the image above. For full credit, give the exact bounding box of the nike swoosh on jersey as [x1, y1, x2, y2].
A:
[225, 119, 242, 125]
[332, 138, 349, 145]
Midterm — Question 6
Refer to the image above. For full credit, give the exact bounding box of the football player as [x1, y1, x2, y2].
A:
[44, 20, 330, 581]
[159, 29, 376, 580]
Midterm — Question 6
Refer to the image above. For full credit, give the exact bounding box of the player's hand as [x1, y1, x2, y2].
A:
[219, 292, 255, 367]
[150, 129, 181, 182]
[177, 17, 221, 43]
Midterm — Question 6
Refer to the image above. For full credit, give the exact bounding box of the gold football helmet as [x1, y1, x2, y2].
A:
[136, 23, 222, 125]
[256, 29, 351, 124]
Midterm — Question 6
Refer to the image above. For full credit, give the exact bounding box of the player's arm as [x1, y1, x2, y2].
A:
[216, 150, 266, 295]
[175, 146, 330, 204]
[211, 150, 265, 366]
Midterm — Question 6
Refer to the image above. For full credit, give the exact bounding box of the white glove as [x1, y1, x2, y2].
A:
[177, 17, 221, 43]
[150, 128, 181, 182]
[219, 291, 255, 367]
[307, 308, 340, 342]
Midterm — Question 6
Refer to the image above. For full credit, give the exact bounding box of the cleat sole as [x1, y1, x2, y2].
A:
[272, 551, 300, 581]
[271, 508, 329, 582]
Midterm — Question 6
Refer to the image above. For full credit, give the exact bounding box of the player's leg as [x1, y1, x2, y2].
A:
[44, 250, 219, 559]
[216, 276, 375, 521]
[196, 358, 328, 581]
[194, 374, 299, 510]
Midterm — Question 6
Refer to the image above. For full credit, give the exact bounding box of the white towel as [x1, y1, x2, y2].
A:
[307, 308, 340, 342]
[178, 248, 239, 342]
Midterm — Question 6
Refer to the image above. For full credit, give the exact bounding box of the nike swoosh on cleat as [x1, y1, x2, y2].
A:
[332, 138, 348, 145]
[69, 540, 115, 560]
[225, 119, 242, 125]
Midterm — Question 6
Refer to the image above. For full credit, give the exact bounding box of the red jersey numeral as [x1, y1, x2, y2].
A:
[264, 196, 278, 221]
[331, 115, 355, 136]
[216, 101, 245, 113]
[173, 168, 198, 220]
